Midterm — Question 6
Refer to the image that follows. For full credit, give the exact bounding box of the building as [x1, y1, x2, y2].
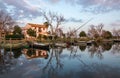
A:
[22, 23, 48, 38]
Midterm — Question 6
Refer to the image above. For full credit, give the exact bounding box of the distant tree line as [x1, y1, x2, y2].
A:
[79, 23, 120, 41]
[5, 25, 24, 40]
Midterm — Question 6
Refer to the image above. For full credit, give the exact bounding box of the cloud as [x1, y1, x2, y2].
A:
[110, 20, 120, 27]
[110, 23, 120, 27]
[70, 0, 120, 13]
[16, 20, 26, 25]
[52, 0, 120, 13]
[116, 19, 120, 22]
[1, 0, 120, 22]
[45, 0, 120, 13]
[0, 0, 6, 9]
[50, 0, 60, 3]
[0, 0, 41, 20]
[65, 17, 82, 23]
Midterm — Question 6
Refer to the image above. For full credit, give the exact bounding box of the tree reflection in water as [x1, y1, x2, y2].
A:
[12, 49, 22, 58]
[67, 46, 80, 59]
[102, 43, 112, 51]
[87, 45, 103, 59]
[39, 44, 120, 78]
[87, 42, 113, 59]
[0, 48, 17, 74]
[42, 46, 64, 76]
[79, 45, 86, 51]
[0, 43, 120, 78]
[111, 43, 120, 54]
[41, 46, 82, 78]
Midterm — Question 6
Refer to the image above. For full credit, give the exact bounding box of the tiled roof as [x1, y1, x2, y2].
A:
[22, 23, 48, 30]
[28, 23, 47, 28]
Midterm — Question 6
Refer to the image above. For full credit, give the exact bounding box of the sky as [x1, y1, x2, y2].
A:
[0, 0, 120, 32]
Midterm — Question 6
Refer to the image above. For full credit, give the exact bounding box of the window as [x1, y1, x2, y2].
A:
[39, 28, 42, 32]
[43, 28, 45, 30]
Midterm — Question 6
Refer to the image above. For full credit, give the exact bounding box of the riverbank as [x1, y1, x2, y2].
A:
[0, 38, 120, 50]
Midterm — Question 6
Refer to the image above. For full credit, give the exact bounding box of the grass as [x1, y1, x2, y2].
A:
[0, 42, 28, 50]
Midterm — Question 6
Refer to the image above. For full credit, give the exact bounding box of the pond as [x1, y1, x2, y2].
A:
[0, 43, 120, 78]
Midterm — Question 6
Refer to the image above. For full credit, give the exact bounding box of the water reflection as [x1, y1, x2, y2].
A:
[79, 45, 86, 51]
[102, 43, 112, 51]
[0, 49, 17, 74]
[111, 43, 120, 54]
[67, 46, 80, 59]
[87, 42, 113, 59]
[77, 63, 120, 78]
[0, 43, 120, 78]
[43, 47, 64, 71]
[12, 49, 22, 58]
[22, 48, 49, 59]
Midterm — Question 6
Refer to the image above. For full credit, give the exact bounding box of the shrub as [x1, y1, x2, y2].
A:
[5, 34, 24, 40]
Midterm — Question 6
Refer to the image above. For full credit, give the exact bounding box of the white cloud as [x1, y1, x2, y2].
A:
[65, 17, 82, 23]
[0, 0, 42, 20]
[49, 0, 120, 13]
[67, 0, 120, 13]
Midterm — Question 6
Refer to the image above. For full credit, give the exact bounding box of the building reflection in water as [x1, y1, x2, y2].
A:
[22, 48, 49, 59]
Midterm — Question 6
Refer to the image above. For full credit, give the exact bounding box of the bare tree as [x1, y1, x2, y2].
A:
[88, 24, 104, 39]
[55, 28, 64, 38]
[88, 25, 98, 38]
[0, 10, 15, 33]
[67, 27, 77, 38]
[112, 29, 120, 39]
[96, 24, 104, 36]
[41, 10, 65, 35]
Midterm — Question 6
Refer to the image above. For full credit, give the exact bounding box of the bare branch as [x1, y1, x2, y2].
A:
[41, 10, 65, 35]
[88, 23, 104, 38]
[0, 10, 15, 32]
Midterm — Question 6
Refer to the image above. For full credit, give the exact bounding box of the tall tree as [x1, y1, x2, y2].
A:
[0, 10, 15, 32]
[102, 30, 112, 39]
[88, 24, 104, 39]
[96, 24, 104, 37]
[5, 25, 24, 39]
[112, 29, 120, 39]
[27, 28, 36, 37]
[13, 25, 22, 35]
[79, 31, 87, 37]
[66, 27, 77, 38]
[42, 11, 65, 35]
[43, 22, 49, 28]
[88, 25, 98, 38]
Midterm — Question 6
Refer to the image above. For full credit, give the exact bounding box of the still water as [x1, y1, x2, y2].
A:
[0, 43, 120, 78]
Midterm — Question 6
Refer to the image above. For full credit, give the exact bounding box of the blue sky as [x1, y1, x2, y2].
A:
[0, 0, 120, 32]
